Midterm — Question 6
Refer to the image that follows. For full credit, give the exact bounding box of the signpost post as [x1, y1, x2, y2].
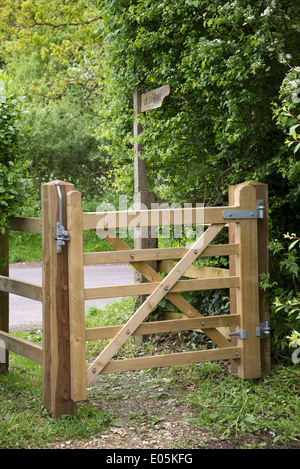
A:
[133, 84, 171, 205]
[133, 84, 171, 343]
[133, 83, 171, 253]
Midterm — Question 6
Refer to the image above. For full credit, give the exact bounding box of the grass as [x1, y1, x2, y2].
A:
[4, 204, 300, 448]
[191, 362, 300, 447]
[9, 229, 115, 263]
[0, 298, 299, 449]
[9, 232, 42, 263]
[0, 354, 112, 449]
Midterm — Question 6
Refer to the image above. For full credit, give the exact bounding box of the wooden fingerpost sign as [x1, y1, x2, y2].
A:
[133, 84, 171, 243]
[133, 84, 171, 342]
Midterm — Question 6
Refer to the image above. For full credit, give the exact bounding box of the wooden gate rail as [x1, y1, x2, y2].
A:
[84, 276, 240, 300]
[0, 179, 269, 418]
[83, 244, 239, 264]
[92, 347, 242, 375]
[81, 205, 239, 230]
[85, 314, 241, 340]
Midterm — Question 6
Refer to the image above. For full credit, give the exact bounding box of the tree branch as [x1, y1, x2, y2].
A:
[32, 16, 101, 29]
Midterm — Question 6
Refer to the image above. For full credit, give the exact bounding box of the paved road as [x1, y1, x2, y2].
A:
[8, 263, 135, 331]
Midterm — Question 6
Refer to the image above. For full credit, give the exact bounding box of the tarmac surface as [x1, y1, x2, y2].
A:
[8, 262, 135, 331]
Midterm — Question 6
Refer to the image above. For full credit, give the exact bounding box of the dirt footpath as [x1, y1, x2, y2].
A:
[44, 372, 299, 450]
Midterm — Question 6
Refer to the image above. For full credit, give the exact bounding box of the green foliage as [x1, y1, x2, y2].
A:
[0, 71, 33, 235]
[260, 233, 300, 357]
[0, 0, 109, 198]
[91, 0, 300, 356]
[272, 66, 300, 207]
[25, 96, 109, 197]
[0, 0, 100, 104]
[93, 0, 300, 235]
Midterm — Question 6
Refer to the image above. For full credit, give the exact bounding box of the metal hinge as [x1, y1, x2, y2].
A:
[54, 181, 70, 253]
[228, 322, 271, 341]
[228, 328, 247, 339]
[223, 200, 265, 220]
[256, 321, 271, 339]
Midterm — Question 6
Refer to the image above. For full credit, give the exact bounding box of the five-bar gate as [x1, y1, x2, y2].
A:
[0, 180, 270, 418]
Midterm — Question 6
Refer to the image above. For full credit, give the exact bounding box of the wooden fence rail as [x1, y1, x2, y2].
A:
[0, 218, 43, 375]
[0, 180, 270, 418]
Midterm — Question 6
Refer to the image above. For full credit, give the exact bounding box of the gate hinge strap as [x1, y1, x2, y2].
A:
[223, 200, 265, 220]
[228, 328, 247, 339]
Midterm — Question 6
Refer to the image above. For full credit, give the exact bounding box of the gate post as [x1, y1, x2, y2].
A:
[234, 184, 261, 379]
[249, 182, 270, 374]
[67, 190, 87, 402]
[41, 180, 76, 418]
[229, 181, 270, 374]
[0, 231, 9, 373]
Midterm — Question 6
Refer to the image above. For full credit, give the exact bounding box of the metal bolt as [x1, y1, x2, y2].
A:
[126, 330, 130, 334]
[201, 321, 205, 326]
[235, 352, 239, 356]
[92, 368, 97, 373]
[228, 212, 232, 217]
[250, 212, 254, 217]
[164, 286, 169, 291]
[194, 250, 198, 255]
[130, 254, 134, 259]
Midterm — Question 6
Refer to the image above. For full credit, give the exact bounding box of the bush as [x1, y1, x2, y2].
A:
[0, 71, 33, 236]
[260, 233, 300, 359]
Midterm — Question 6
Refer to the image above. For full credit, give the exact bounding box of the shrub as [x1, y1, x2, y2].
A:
[0, 71, 33, 236]
[260, 233, 300, 359]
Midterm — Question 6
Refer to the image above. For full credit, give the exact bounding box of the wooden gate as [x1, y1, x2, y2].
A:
[0, 180, 270, 418]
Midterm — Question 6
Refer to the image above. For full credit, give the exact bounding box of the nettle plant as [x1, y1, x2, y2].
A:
[0, 71, 32, 236]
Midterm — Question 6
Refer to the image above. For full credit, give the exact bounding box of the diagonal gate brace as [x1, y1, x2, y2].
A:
[103, 234, 233, 350]
[86, 223, 225, 385]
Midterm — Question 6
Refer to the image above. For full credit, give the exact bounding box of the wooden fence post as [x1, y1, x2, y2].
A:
[0, 231, 9, 373]
[234, 184, 261, 379]
[229, 181, 270, 374]
[41, 180, 76, 418]
[67, 190, 87, 402]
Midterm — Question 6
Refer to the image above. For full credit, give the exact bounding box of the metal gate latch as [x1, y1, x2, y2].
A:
[54, 181, 70, 253]
[256, 321, 271, 339]
[228, 328, 247, 339]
